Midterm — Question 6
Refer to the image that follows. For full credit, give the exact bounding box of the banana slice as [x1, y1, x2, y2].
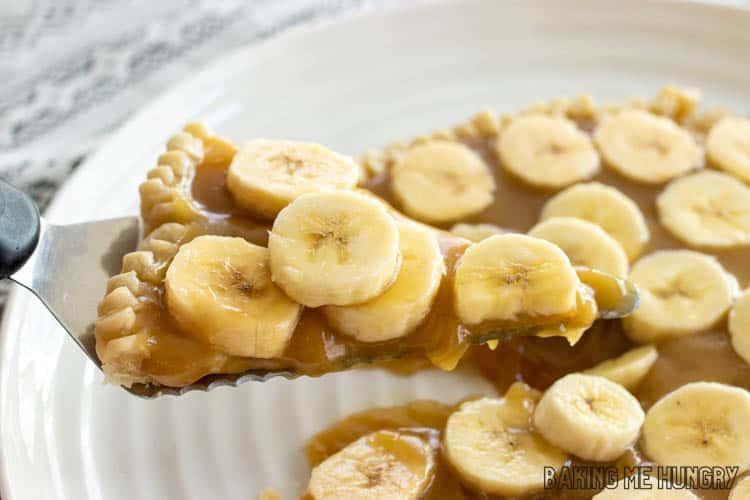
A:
[583, 345, 658, 390]
[390, 140, 496, 224]
[706, 117, 750, 183]
[594, 109, 702, 184]
[226, 140, 360, 219]
[540, 182, 649, 261]
[497, 114, 599, 189]
[443, 383, 568, 496]
[729, 475, 750, 500]
[529, 217, 629, 276]
[268, 190, 401, 307]
[657, 170, 750, 249]
[533, 373, 644, 461]
[323, 222, 444, 342]
[641, 382, 750, 472]
[623, 250, 736, 344]
[593, 478, 698, 499]
[450, 222, 508, 242]
[306, 430, 435, 500]
[729, 289, 750, 366]
[165, 235, 302, 358]
[453, 233, 579, 325]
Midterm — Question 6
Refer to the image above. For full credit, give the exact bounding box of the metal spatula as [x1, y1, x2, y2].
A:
[0, 179, 140, 387]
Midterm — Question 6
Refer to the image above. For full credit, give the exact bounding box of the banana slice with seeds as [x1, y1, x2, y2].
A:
[268, 190, 401, 307]
[453, 233, 579, 325]
[583, 345, 658, 390]
[226, 140, 360, 219]
[642, 382, 750, 474]
[450, 222, 508, 242]
[541, 182, 649, 261]
[165, 235, 302, 358]
[529, 217, 629, 276]
[306, 430, 436, 500]
[593, 477, 698, 499]
[444, 383, 568, 496]
[323, 221, 444, 342]
[706, 117, 750, 183]
[729, 288, 750, 366]
[594, 109, 702, 184]
[390, 140, 496, 224]
[533, 373, 644, 462]
[623, 250, 736, 344]
[657, 170, 750, 249]
[498, 114, 599, 189]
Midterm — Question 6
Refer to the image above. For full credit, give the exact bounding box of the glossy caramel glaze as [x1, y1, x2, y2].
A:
[296, 108, 750, 498]
[302, 398, 644, 499]
[157, 123, 745, 499]
[185, 120, 750, 406]
[303, 393, 737, 499]
[95, 100, 750, 498]
[105, 138, 611, 388]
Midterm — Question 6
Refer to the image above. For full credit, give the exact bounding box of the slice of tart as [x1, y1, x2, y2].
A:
[94, 123, 636, 390]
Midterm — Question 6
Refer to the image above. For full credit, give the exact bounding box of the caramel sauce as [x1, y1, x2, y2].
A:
[124, 148, 608, 387]
[129, 303, 238, 386]
[129, 120, 749, 499]
[303, 400, 471, 500]
[303, 394, 734, 500]
[185, 130, 750, 407]
[302, 398, 646, 500]
[291, 127, 750, 499]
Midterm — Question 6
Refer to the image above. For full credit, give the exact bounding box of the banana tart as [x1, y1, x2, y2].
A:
[281, 86, 750, 500]
[95, 125, 637, 389]
[94, 85, 750, 497]
[96, 86, 750, 410]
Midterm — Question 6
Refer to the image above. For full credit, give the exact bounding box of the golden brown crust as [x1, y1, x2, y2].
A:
[139, 127, 207, 233]
[95, 124, 229, 386]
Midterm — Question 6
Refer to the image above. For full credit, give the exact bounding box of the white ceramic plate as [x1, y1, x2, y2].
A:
[3, 1, 750, 498]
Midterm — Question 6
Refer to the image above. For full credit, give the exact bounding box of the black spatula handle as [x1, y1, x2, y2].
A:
[0, 179, 40, 279]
